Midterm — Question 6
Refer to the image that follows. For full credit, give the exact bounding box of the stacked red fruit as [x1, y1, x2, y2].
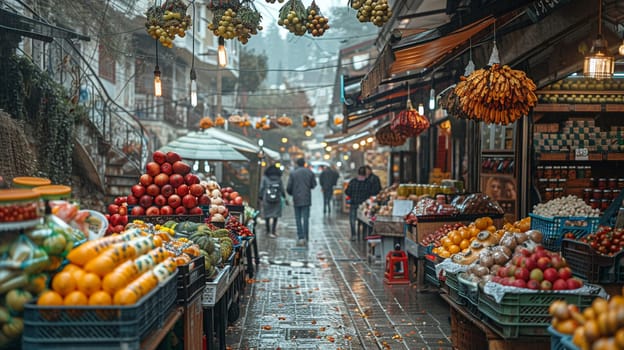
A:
[225, 215, 253, 237]
[219, 187, 244, 206]
[491, 245, 584, 291]
[574, 226, 624, 256]
[127, 151, 209, 217]
[105, 196, 128, 234]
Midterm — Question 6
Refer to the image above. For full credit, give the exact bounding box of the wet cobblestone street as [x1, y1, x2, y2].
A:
[226, 189, 452, 349]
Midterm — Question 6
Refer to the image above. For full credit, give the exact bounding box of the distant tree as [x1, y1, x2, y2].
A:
[324, 6, 379, 45]
[239, 49, 268, 92]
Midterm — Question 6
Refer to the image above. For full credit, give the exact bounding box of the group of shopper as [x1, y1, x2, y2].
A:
[258, 158, 381, 246]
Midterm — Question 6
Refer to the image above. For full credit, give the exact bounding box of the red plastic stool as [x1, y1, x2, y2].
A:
[384, 244, 410, 285]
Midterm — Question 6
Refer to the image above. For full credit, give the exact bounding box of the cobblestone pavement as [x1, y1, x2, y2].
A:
[226, 188, 452, 349]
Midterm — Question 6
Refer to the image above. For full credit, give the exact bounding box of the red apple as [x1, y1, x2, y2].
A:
[176, 184, 189, 196]
[173, 161, 191, 175]
[222, 187, 233, 194]
[131, 184, 146, 198]
[199, 194, 211, 206]
[497, 267, 508, 278]
[540, 280, 552, 290]
[527, 279, 540, 290]
[108, 204, 119, 215]
[506, 266, 517, 278]
[511, 255, 522, 267]
[521, 257, 537, 271]
[145, 206, 160, 216]
[139, 174, 153, 186]
[512, 279, 527, 289]
[146, 162, 161, 177]
[168, 194, 182, 208]
[233, 196, 243, 205]
[519, 248, 532, 257]
[189, 184, 205, 197]
[114, 225, 125, 233]
[182, 194, 198, 209]
[160, 205, 173, 215]
[543, 267, 559, 283]
[139, 195, 154, 208]
[118, 206, 127, 216]
[553, 279, 568, 290]
[169, 174, 185, 188]
[161, 184, 174, 197]
[550, 255, 566, 269]
[229, 191, 239, 200]
[566, 278, 583, 290]
[166, 151, 182, 164]
[558, 267, 573, 280]
[184, 173, 200, 185]
[146, 184, 160, 197]
[114, 197, 125, 206]
[175, 206, 188, 215]
[529, 268, 544, 282]
[119, 215, 128, 226]
[160, 162, 173, 175]
[110, 213, 121, 226]
[152, 150, 167, 164]
[189, 206, 203, 215]
[126, 194, 138, 205]
[536, 257, 551, 270]
[105, 214, 110, 221]
[514, 267, 530, 282]
[154, 173, 169, 187]
[154, 195, 167, 207]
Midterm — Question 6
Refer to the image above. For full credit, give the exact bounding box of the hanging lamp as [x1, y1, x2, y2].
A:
[217, 37, 228, 67]
[584, 0, 614, 79]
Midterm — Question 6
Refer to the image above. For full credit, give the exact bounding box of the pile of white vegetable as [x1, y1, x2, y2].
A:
[532, 195, 600, 218]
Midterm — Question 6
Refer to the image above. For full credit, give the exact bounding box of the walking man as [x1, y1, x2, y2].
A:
[319, 164, 339, 214]
[365, 165, 382, 196]
[345, 166, 372, 241]
[287, 158, 317, 246]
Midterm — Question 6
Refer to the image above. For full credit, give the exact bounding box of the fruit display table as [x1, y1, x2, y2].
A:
[441, 294, 551, 350]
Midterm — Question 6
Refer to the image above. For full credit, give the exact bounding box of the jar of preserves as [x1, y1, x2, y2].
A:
[544, 166, 553, 178]
[0, 189, 42, 223]
[568, 167, 577, 180]
[589, 199, 599, 210]
[11, 176, 51, 189]
[585, 166, 592, 178]
[544, 188, 554, 201]
[553, 166, 562, 179]
[554, 188, 564, 198]
[590, 178, 596, 187]
[549, 179, 558, 188]
[538, 179, 549, 192]
[603, 189, 612, 201]
[558, 178, 567, 189]
[583, 189, 592, 202]
[598, 178, 607, 189]
[593, 189, 603, 200]
[560, 166, 568, 178]
[537, 166, 545, 178]
[397, 184, 410, 197]
[609, 178, 617, 188]
[601, 199, 610, 211]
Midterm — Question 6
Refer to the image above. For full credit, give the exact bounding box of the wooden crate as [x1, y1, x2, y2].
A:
[183, 295, 203, 350]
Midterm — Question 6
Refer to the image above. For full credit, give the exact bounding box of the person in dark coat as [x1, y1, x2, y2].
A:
[286, 158, 317, 246]
[259, 164, 286, 238]
[365, 165, 381, 196]
[319, 165, 339, 214]
[345, 166, 372, 241]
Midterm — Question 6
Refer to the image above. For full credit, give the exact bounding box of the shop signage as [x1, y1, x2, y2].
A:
[526, 0, 571, 23]
[574, 148, 589, 161]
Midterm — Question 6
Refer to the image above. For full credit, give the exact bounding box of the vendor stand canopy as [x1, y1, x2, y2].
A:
[199, 128, 280, 160]
[159, 131, 249, 161]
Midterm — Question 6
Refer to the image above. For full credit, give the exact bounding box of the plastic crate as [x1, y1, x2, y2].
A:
[561, 335, 580, 350]
[22, 272, 176, 349]
[444, 271, 465, 305]
[457, 273, 479, 306]
[177, 255, 207, 305]
[561, 239, 620, 283]
[159, 271, 179, 325]
[548, 325, 573, 350]
[529, 214, 600, 251]
[450, 307, 488, 350]
[424, 255, 441, 288]
[478, 289, 598, 338]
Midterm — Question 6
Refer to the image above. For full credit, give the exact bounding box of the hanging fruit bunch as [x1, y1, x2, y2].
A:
[302, 115, 316, 128]
[390, 98, 430, 138]
[276, 114, 293, 126]
[265, 0, 285, 3]
[208, 7, 240, 40]
[215, 115, 226, 127]
[199, 116, 214, 129]
[255, 116, 272, 130]
[441, 88, 470, 120]
[278, 0, 307, 36]
[145, 0, 192, 48]
[305, 1, 329, 37]
[236, 2, 263, 44]
[334, 115, 343, 125]
[349, 0, 392, 27]
[375, 124, 406, 147]
[453, 64, 537, 125]
[239, 113, 252, 127]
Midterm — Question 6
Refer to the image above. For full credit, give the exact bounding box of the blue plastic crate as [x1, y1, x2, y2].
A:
[548, 325, 573, 350]
[529, 214, 600, 251]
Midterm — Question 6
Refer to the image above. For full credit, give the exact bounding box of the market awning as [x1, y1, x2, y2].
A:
[199, 127, 280, 160]
[159, 131, 249, 162]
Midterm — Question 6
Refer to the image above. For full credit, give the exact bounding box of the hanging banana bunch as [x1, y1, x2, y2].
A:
[453, 64, 537, 125]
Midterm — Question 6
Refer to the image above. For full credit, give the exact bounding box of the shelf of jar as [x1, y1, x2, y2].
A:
[537, 152, 624, 162]
[534, 104, 624, 112]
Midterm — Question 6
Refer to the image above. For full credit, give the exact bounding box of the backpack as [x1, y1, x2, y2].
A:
[265, 183, 281, 203]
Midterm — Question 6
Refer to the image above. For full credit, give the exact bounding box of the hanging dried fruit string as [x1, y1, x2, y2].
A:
[390, 85, 430, 138]
[305, 1, 329, 37]
[349, 0, 392, 27]
[146, 0, 192, 48]
[237, 0, 263, 44]
[278, 0, 307, 36]
[375, 124, 406, 147]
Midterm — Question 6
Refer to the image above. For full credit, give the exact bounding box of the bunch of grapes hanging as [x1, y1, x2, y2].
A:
[305, 1, 329, 37]
[145, 0, 192, 48]
[278, 0, 307, 36]
[349, 0, 392, 27]
[208, 0, 262, 44]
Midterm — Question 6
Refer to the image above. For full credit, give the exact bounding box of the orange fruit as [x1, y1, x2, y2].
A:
[482, 216, 494, 227]
[62, 264, 81, 273]
[102, 272, 127, 295]
[451, 233, 462, 245]
[475, 218, 488, 230]
[487, 225, 497, 233]
[438, 250, 450, 259]
[459, 239, 470, 250]
[85, 255, 116, 277]
[37, 290, 64, 306]
[113, 289, 138, 305]
[469, 227, 480, 237]
[88, 291, 112, 306]
[64, 290, 88, 305]
[460, 229, 471, 240]
[71, 268, 86, 284]
[441, 237, 452, 248]
[448, 245, 460, 254]
[78, 273, 102, 296]
[51, 272, 77, 297]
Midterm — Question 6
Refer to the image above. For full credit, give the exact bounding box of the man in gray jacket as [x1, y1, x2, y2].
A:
[287, 158, 317, 246]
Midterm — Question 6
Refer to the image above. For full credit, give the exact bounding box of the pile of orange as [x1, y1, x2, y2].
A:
[432, 216, 496, 258]
[37, 232, 177, 312]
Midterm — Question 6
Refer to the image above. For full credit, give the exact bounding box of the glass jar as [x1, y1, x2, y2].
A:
[590, 178, 596, 187]
[397, 184, 409, 197]
[601, 199, 610, 211]
[0, 189, 42, 223]
[568, 167, 577, 180]
[585, 166, 593, 178]
[553, 166, 562, 179]
[598, 178, 607, 189]
[613, 189, 621, 199]
[544, 166, 554, 178]
[544, 188, 554, 201]
[538, 179, 549, 192]
[560, 166, 568, 179]
[583, 189, 592, 202]
[603, 189, 612, 201]
[536, 166, 545, 178]
[589, 199, 599, 210]
[549, 179, 559, 188]
[11, 176, 51, 189]
[558, 178, 567, 189]
[593, 189, 603, 200]
[609, 178, 617, 188]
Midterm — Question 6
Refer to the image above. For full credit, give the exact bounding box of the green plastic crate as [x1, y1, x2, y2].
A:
[424, 256, 441, 288]
[444, 271, 465, 305]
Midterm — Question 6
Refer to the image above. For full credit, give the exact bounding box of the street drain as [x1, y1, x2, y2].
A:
[288, 328, 319, 339]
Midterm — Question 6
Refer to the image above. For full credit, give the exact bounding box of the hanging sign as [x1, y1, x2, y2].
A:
[574, 148, 589, 161]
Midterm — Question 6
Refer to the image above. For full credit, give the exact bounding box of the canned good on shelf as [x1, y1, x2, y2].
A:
[601, 199, 610, 211]
[619, 178, 624, 189]
[603, 189, 612, 200]
[598, 178, 607, 189]
[608, 178, 617, 188]
[568, 167, 577, 180]
[583, 188, 592, 202]
[589, 198, 599, 209]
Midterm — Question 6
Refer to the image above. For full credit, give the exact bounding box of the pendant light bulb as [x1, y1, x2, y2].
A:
[190, 69, 197, 107]
[417, 103, 424, 116]
[619, 40, 624, 56]
[154, 65, 162, 97]
[428, 88, 435, 110]
[217, 37, 228, 67]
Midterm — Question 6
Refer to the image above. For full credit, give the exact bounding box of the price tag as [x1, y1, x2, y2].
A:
[575, 148, 589, 161]
[392, 199, 413, 217]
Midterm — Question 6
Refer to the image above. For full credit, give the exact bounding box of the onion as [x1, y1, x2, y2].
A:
[515, 231, 529, 243]
[211, 198, 224, 206]
[209, 206, 219, 215]
[500, 246, 512, 258]
[211, 213, 225, 222]
[527, 230, 543, 243]
[211, 189, 222, 198]
[217, 205, 227, 214]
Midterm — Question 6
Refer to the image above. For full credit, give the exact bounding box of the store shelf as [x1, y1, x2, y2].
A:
[534, 103, 624, 112]
[537, 152, 624, 162]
